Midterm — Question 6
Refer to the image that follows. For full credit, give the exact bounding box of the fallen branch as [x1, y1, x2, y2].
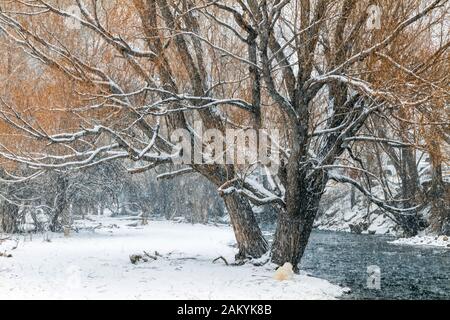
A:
[143, 251, 158, 261]
[130, 251, 160, 264]
[0, 252, 13, 258]
[213, 256, 229, 266]
[251, 258, 270, 267]
[130, 254, 143, 264]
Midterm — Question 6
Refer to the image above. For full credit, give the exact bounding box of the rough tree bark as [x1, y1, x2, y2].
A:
[271, 168, 327, 270]
[397, 146, 427, 236]
[428, 138, 450, 235]
[0, 200, 19, 233]
[223, 194, 268, 259]
[50, 175, 68, 232]
[0, 168, 20, 233]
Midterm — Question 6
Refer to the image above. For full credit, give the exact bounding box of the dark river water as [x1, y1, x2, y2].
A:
[298, 230, 450, 300]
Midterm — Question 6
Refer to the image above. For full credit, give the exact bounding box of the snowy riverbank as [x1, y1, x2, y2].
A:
[0, 217, 344, 300]
[314, 183, 400, 236]
[390, 235, 450, 249]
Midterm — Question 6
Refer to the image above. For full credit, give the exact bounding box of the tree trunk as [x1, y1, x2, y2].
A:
[396, 147, 427, 237]
[223, 193, 268, 260]
[428, 140, 449, 235]
[271, 174, 325, 271]
[401, 147, 420, 205]
[350, 186, 356, 209]
[271, 211, 316, 272]
[50, 175, 68, 232]
[0, 201, 19, 233]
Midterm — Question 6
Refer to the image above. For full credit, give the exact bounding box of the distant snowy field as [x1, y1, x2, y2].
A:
[0, 217, 344, 300]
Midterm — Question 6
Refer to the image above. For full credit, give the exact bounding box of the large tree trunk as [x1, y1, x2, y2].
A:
[223, 193, 268, 260]
[271, 210, 316, 271]
[271, 170, 326, 270]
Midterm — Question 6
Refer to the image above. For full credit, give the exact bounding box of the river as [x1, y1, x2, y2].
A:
[299, 230, 450, 300]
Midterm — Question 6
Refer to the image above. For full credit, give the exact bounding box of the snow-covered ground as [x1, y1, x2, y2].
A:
[390, 235, 450, 249]
[0, 217, 344, 300]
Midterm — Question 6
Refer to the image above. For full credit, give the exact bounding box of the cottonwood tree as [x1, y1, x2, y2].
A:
[0, 0, 448, 268]
[0, 0, 269, 259]
[206, 0, 449, 266]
